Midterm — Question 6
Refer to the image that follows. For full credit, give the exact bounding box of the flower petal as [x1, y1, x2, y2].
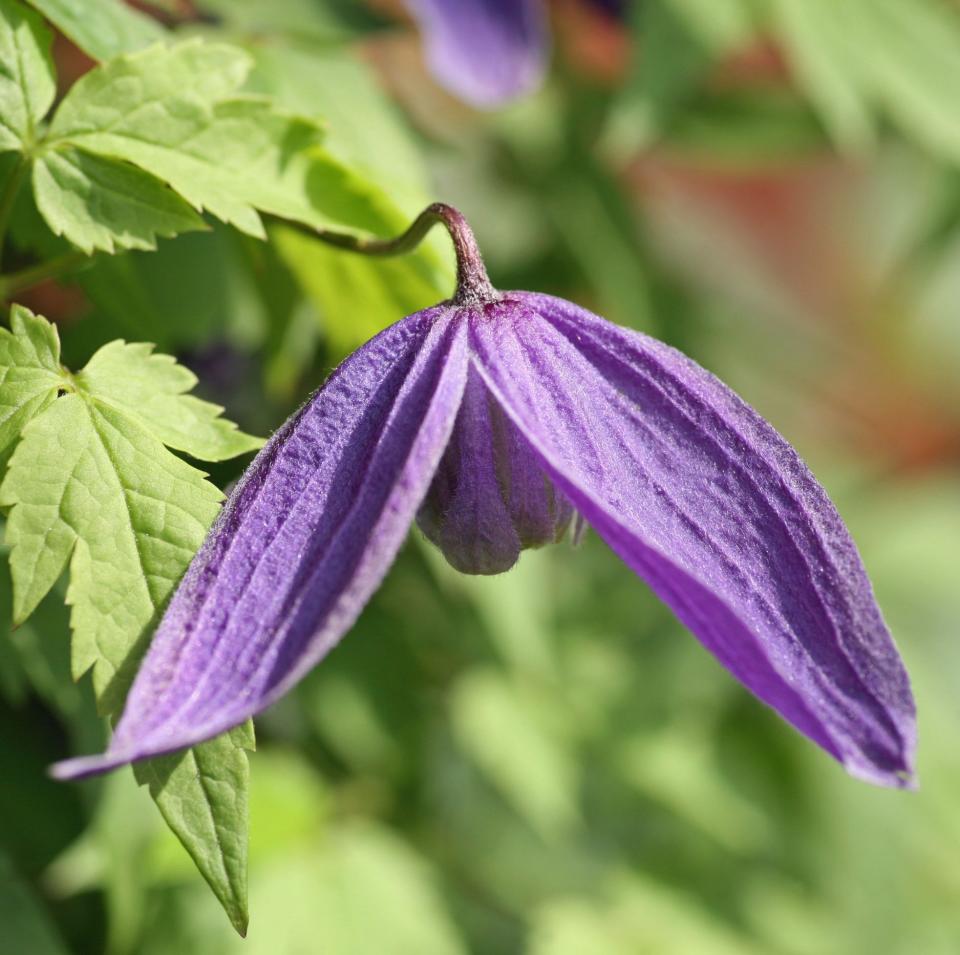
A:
[470, 293, 916, 788]
[53, 309, 469, 779]
[403, 0, 548, 107]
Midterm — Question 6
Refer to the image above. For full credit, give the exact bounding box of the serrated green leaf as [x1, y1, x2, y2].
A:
[0, 0, 55, 152]
[32, 147, 207, 253]
[134, 721, 254, 937]
[25, 0, 166, 62]
[45, 40, 331, 237]
[0, 304, 62, 459]
[52, 38, 248, 121]
[0, 311, 258, 935]
[76, 339, 262, 460]
[1, 393, 222, 696]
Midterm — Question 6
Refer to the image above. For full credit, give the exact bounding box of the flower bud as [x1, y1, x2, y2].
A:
[416, 367, 576, 574]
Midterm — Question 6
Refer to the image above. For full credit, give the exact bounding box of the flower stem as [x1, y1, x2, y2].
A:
[0, 156, 28, 270]
[0, 250, 90, 299]
[277, 203, 497, 305]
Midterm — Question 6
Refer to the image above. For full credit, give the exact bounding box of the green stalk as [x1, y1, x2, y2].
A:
[0, 250, 90, 300]
[0, 156, 28, 270]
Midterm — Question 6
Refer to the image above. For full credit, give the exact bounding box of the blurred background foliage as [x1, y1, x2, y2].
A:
[3, 0, 960, 952]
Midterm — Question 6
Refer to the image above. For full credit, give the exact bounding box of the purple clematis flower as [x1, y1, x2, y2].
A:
[402, 0, 549, 107]
[53, 205, 916, 788]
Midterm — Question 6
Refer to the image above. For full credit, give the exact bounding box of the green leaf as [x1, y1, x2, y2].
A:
[2, 391, 222, 698]
[133, 721, 255, 938]
[32, 147, 206, 253]
[49, 38, 248, 127]
[45, 40, 330, 237]
[272, 224, 446, 354]
[0, 311, 258, 934]
[612, 0, 758, 156]
[769, 0, 875, 153]
[0, 0, 55, 152]
[25, 0, 166, 62]
[248, 44, 432, 215]
[75, 339, 263, 461]
[235, 824, 468, 955]
[659, 0, 755, 51]
[0, 851, 70, 955]
[34, 37, 449, 259]
[198, 0, 349, 43]
[72, 227, 273, 354]
[530, 875, 768, 955]
[635, 0, 719, 125]
[847, 0, 960, 165]
[249, 45, 454, 347]
[0, 304, 62, 460]
[450, 669, 580, 841]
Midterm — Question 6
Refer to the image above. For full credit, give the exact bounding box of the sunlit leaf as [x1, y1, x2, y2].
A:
[0, 310, 257, 934]
[0, 305, 61, 460]
[247, 44, 432, 214]
[45, 41, 327, 238]
[0, 0, 54, 153]
[32, 147, 206, 254]
[134, 722, 255, 937]
[75, 338, 262, 461]
[25, 0, 166, 61]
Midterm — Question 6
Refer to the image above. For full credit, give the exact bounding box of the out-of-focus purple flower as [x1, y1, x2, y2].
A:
[52, 206, 916, 789]
[402, 0, 549, 107]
